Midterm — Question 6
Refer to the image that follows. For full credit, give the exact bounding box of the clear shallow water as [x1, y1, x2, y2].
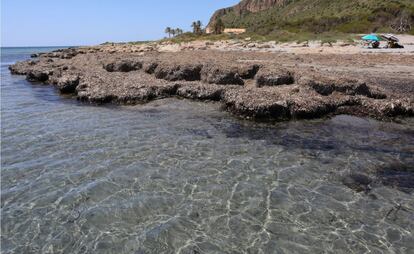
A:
[1, 47, 414, 254]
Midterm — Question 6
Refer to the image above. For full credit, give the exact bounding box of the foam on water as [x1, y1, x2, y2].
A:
[1, 48, 414, 254]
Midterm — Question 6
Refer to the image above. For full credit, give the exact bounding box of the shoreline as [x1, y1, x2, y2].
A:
[9, 41, 414, 122]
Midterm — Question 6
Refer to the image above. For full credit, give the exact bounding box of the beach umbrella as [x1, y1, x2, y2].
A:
[381, 34, 399, 42]
[362, 34, 381, 41]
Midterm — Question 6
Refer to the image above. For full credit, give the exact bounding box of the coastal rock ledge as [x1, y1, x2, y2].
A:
[9, 46, 414, 121]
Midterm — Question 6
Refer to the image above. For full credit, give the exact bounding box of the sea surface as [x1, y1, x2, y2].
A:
[1, 47, 414, 254]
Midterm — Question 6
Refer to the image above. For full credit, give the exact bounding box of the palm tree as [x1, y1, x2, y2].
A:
[165, 27, 172, 38]
[191, 22, 198, 34]
[175, 28, 181, 36]
[213, 18, 225, 34]
[196, 20, 203, 34]
[171, 29, 176, 37]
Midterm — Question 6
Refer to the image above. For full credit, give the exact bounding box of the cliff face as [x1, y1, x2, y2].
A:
[208, 0, 289, 28]
[207, 0, 414, 34]
[234, 0, 289, 14]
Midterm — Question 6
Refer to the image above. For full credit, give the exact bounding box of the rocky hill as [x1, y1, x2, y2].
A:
[207, 0, 414, 35]
[208, 0, 288, 28]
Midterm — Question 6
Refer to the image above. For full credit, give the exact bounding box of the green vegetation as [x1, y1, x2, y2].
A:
[101, 41, 153, 45]
[217, 0, 414, 36]
[129, 0, 413, 45]
[161, 32, 230, 44]
[191, 21, 204, 35]
[211, 18, 226, 34]
[163, 0, 413, 43]
[161, 30, 357, 44]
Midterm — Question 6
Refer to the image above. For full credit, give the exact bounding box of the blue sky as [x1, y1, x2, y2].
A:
[1, 0, 239, 46]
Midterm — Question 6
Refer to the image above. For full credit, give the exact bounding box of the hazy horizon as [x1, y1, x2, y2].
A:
[1, 0, 239, 47]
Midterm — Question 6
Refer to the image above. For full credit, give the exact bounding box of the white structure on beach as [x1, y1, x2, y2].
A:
[206, 27, 246, 35]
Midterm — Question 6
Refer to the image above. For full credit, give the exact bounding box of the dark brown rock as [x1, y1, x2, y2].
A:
[26, 70, 50, 82]
[237, 64, 260, 79]
[376, 163, 414, 193]
[177, 83, 231, 101]
[8, 48, 414, 121]
[104, 60, 143, 72]
[256, 70, 294, 87]
[223, 87, 290, 119]
[143, 62, 159, 74]
[57, 75, 80, 94]
[201, 65, 244, 85]
[303, 77, 386, 99]
[154, 64, 202, 81]
[343, 173, 373, 193]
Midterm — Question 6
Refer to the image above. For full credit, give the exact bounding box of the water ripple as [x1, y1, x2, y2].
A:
[1, 48, 414, 254]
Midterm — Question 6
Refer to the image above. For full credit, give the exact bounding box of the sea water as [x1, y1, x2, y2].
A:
[1, 47, 413, 253]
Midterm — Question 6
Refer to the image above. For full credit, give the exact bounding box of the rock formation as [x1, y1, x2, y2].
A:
[208, 0, 289, 29]
[207, 0, 414, 35]
[9, 45, 414, 121]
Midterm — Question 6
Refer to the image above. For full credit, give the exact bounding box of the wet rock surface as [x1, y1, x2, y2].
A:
[26, 70, 50, 82]
[9, 47, 414, 121]
[376, 163, 414, 194]
[342, 161, 414, 194]
[342, 173, 373, 193]
[57, 75, 80, 93]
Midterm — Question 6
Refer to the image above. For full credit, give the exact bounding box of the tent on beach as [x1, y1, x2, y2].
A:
[361, 33, 404, 49]
[362, 34, 382, 41]
[380, 34, 404, 48]
[361, 34, 381, 48]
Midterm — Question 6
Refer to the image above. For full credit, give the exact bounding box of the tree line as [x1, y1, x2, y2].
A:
[165, 19, 225, 38]
[191, 20, 203, 35]
[164, 27, 184, 38]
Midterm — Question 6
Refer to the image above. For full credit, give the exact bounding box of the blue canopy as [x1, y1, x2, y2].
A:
[362, 34, 381, 41]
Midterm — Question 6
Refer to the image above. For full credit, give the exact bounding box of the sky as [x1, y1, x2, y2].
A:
[1, 0, 240, 47]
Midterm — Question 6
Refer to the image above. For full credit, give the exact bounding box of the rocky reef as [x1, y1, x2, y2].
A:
[9, 45, 414, 121]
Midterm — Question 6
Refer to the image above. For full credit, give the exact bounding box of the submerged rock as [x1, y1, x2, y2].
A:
[342, 173, 373, 193]
[376, 163, 414, 193]
[343, 162, 414, 194]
